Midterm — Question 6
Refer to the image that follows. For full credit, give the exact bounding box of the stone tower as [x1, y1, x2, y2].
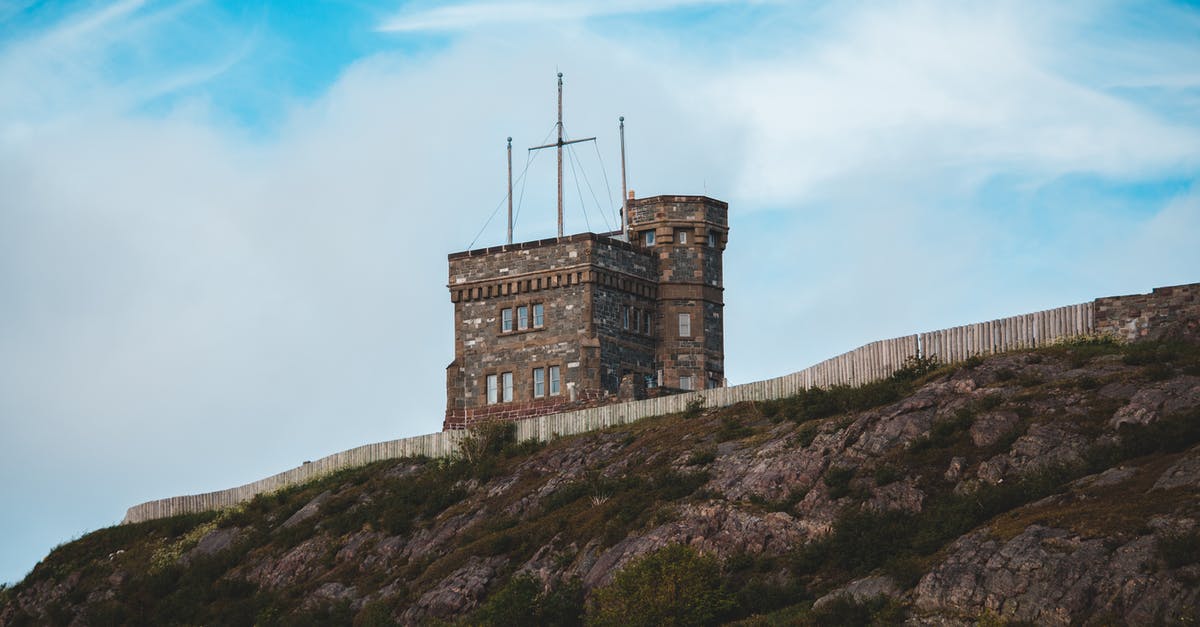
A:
[628, 195, 728, 392]
[444, 195, 728, 430]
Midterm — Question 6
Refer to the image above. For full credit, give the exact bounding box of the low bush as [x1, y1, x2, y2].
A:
[587, 545, 734, 627]
[473, 574, 585, 626]
[823, 466, 855, 500]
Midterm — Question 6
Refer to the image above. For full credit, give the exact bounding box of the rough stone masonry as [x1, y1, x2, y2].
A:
[443, 195, 729, 429]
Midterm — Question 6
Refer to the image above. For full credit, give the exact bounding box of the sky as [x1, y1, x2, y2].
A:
[1, 0, 1198, 585]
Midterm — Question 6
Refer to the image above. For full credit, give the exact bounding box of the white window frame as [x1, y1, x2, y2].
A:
[502, 372, 513, 402]
[533, 303, 544, 328]
[549, 366, 561, 396]
[708, 231, 717, 247]
[533, 367, 545, 398]
[678, 230, 688, 244]
[680, 375, 694, 391]
[678, 312, 691, 337]
[517, 306, 529, 330]
[501, 308, 513, 333]
[486, 374, 498, 404]
[644, 230, 655, 246]
[644, 311, 652, 335]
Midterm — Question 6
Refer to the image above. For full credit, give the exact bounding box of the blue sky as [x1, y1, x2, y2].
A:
[2, 0, 1199, 585]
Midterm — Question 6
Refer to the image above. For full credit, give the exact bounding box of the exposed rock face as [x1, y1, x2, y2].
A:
[814, 575, 901, 610]
[582, 503, 807, 587]
[401, 556, 507, 622]
[916, 525, 1199, 625]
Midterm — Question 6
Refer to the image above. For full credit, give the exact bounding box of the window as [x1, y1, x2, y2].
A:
[644, 311, 652, 335]
[502, 372, 513, 402]
[634, 308, 641, 333]
[677, 230, 688, 244]
[623, 306, 630, 330]
[533, 368, 545, 397]
[678, 312, 691, 337]
[501, 308, 513, 332]
[517, 306, 529, 330]
[533, 303, 544, 327]
[680, 375, 694, 391]
[707, 231, 717, 247]
[549, 366, 561, 395]
[644, 230, 655, 246]
[486, 374, 498, 404]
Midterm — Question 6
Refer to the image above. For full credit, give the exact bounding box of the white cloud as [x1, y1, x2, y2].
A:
[706, 3, 1200, 206]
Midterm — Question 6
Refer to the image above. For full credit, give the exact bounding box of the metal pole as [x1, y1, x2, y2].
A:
[619, 116, 628, 239]
[507, 137, 513, 245]
[556, 72, 564, 239]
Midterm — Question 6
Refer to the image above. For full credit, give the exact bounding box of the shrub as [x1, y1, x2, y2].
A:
[823, 466, 855, 500]
[717, 416, 752, 441]
[793, 424, 820, 448]
[683, 398, 706, 419]
[873, 465, 900, 487]
[892, 354, 939, 381]
[686, 448, 717, 466]
[459, 420, 517, 466]
[587, 545, 734, 627]
[473, 574, 584, 626]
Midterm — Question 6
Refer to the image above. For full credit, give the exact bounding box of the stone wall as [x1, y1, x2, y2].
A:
[1094, 283, 1200, 342]
[445, 234, 664, 429]
[122, 282, 1198, 524]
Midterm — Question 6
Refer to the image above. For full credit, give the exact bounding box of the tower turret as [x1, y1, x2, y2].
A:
[627, 195, 728, 390]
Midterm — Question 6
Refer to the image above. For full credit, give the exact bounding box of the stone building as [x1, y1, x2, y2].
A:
[444, 195, 728, 429]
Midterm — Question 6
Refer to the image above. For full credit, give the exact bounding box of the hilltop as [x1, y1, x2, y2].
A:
[3, 335, 1200, 625]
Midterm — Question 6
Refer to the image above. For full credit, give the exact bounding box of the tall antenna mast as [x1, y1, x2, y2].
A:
[529, 72, 595, 239]
[619, 116, 628, 240]
[506, 137, 513, 245]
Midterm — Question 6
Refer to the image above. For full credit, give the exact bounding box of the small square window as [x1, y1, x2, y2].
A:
[501, 308, 513, 332]
[533, 367, 545, 397]
[533, 303, 544, 327]
[486, 374, 498, 404]
[678, 313, 691, 337]
[644, 230, 655, 246]
[517, 306, 529, 330]
[549, 366, 561, 395]
[502, 372, 513, 402]
[680, 375, 694, 391]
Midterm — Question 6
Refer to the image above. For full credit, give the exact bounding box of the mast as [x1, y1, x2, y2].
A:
[556, 72, 564, 238]
[529, 73, 595, 240]
[619, 116, 628, 239]
[506, 137, 513, 245]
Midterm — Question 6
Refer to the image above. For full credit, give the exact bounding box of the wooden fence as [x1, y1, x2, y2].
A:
[121, 301, 1096, 523]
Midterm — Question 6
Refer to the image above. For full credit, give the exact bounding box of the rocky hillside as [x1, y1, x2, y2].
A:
[3, 335, 1200, 625]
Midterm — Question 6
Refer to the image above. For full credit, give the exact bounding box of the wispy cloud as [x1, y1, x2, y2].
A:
[0, 0, 251, 133]
[378, 0, 740, 32]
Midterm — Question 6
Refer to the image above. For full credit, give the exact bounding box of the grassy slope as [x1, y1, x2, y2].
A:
[2, 338, 1199, 626]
